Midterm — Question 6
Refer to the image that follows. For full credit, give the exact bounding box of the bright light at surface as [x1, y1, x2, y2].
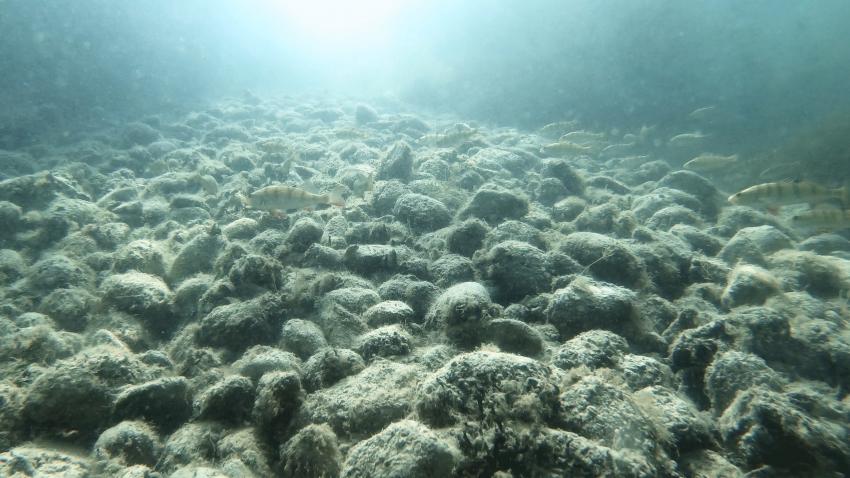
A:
[258, 0, 415, 53]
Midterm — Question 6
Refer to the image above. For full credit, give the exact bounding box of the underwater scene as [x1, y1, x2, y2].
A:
[2, 0, 850, 476]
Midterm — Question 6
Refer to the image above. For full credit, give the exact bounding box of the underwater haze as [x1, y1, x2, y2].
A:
[2, 1, 850, 477]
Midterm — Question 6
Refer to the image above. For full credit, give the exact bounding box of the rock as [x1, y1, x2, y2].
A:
[427, 254, 475, 288]
[712, 206, 789, 238]
[559, 375, 661, 454]
[341, 420, 458, 478]
[252, 371, 303, 436]
[227, 254, 284, 295]
[415, 351, 560, 428]
[343, 244, 398, 277]
[286, 218, 324, 253]
[157, 422, 224, 473]
[0, 248, 26, 283]
[113, 240, 167, 277]
[425, 282, 497, 348]
[296, 361, 421, 439]
[729, 225, 794, 255]
[670, 224, 723, 255]
[552, 196, 586, 222]
[355, 104, 379, 125]
[798, 233, 850, 255]
[378, 141, 413, 182]
[303, 243, 344, 269]
[632, 386, 715, 453]
[378, 276, 440, 322]
[123, 122, 161, 146]
[302, 347, 365, 392]
[371, 180, 411, 215]
[656, 170, 719, 217]
[0, 446, 92, 477]
[222, 217, 259, 240]
[485, 318, 545, 356]
[93, 421, 162, 469]
[113, 377, 193, 432]
[356, 325, 413, 361]
[541, 158, 585, 194]
[280, 424, 343, 478]
[39, 287, 95, 332]
[101, 271, 174, 331]
[476, 240, 551, 303]
[393, 193, 451, 233]
[618, 354, 674, 390]
[194, 375, 254, 424]
[720, 264, 780, 309]
[169, 229, 223, 281]
[705, 350, 784, 414]
[196, 294, 284, 353]
[646, 205, 703, 230]
[546, 277, 638, 340]
[560, 232, 644, 288]
[281, 319, 327, 360]
[483, 219, 547, 251]
[768, 250, 848, 298]
[457, 184, 529, 224]
[446, 218, 489, 257]
[719, 386, 850, 475]
[535, 177, 568, 205]
[216, 428, 275, 477]
[232, 345, 301, 383]
[28, 254, 94, 291]
[551, 329, 629, 370]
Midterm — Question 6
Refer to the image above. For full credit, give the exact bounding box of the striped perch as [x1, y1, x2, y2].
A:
[728, 180, 848, 209]
[239, 184, 344, 213]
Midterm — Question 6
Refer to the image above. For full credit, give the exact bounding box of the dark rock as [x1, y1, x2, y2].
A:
[551, 329, 629, 370]
[393, 193, 451, 233]
[302, 347, 365, 392]
[486, 318, 544, 356]
[113, 377, 193, 433]
[458, 184, 529, 224]
[476, 240, 551, 303]
[424, 282, 497, 348]
[194, 375, 254, 424]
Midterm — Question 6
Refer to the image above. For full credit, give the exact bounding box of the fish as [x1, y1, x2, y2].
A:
[790, 208, 850, 231]
[559, 130, 605, 143]
[539, 120, 580, 139]
[688, 106, 716, 119]
[668, 132, 709, 146]
[684, 153, 738, 173]
[728, 180, 848, 210]
[239, 184, 345, 213]
[540, 141, 592, 157]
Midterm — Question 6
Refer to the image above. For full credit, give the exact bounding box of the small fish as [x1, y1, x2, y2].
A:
[728, 180, 848, 210]
[239, 184, 344, 213]
[559, 130, 605, 143]
[539, 120, 579, 139]
[790, 208, 850, 231]
[540, 141, 592, 157]
[688, 106, 716, 119]
[668, 132, 709, 146]
[684, 153, 738, 173]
